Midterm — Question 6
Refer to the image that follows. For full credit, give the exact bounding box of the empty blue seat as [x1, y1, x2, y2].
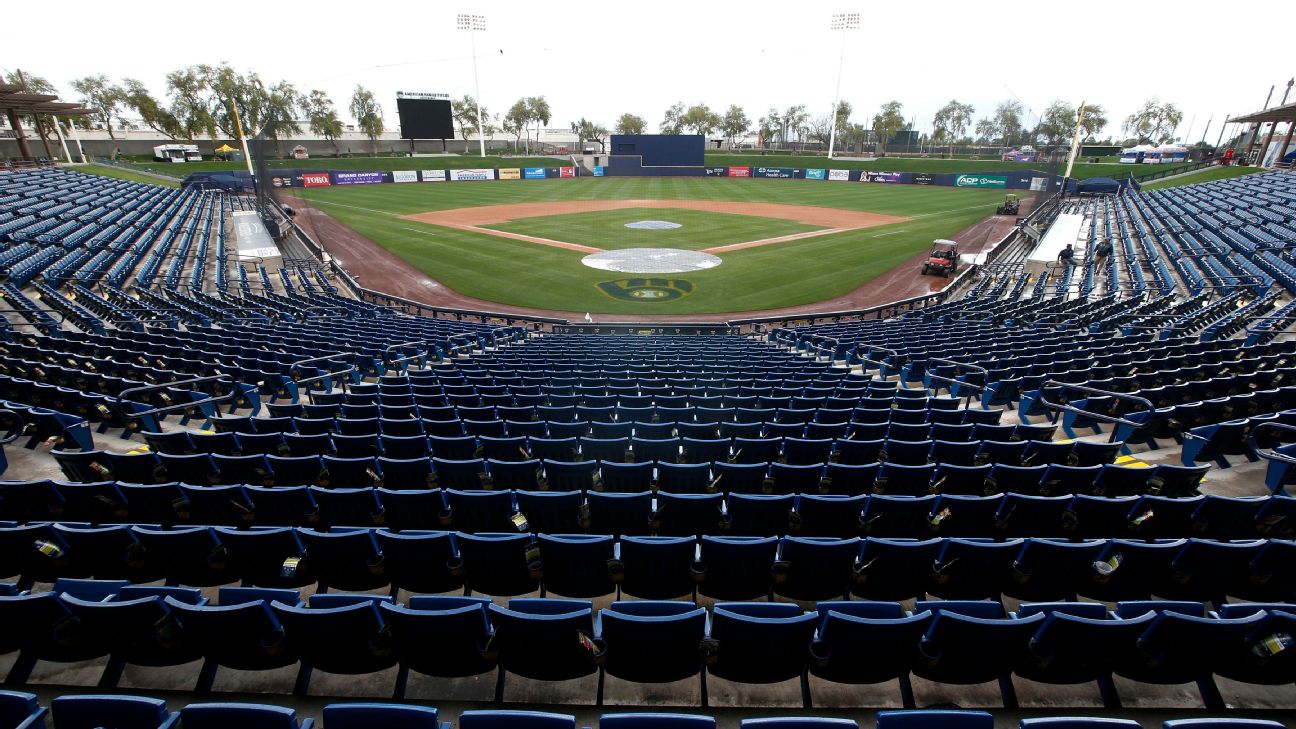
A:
[322, 703, 446, 729]
[489, 598, 601, 701]
[537, 533, 618, 599]
[0, 690, 43, 729]
[876, 711, 991, 729]
[738, 718, 858, 729]
[912, 601, 1044, 707]
[773, 536, 862, 602]
[459, 710, 575, 729]
[272, 595, 398, 695]
[809, 601, 930, 707]
[707, 602, 817, 706]
[179, 702, 313, 729]
[379, 595, 496, 697]
[164, 586, 302, 692]
[1019, 719, 1142, 729]
[600, 714, 716, 729]
[1015, 602, 1156, 707]
[51, 694, 177, 729]
[598, 600, 708, 703]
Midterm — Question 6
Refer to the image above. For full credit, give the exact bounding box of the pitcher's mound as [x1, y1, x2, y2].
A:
[624, 220, 682, 229]
[582, 248, 721, 273]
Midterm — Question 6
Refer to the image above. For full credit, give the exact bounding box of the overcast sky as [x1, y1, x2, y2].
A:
[7, 0, 1292, 143]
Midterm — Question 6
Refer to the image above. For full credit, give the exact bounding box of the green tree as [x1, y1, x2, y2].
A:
[304, 90, 343, 152]
[871, 100, 905, 151]
[570, 117, 609, 151]
[452, 94, 488, 142]
[757, 107, 781, 146]
[260, 80, 303, 147]
[527, 96, 551, 152]
[974, 118, 997, 145]
[121, 78, 180, 139]
[163, 67, 216, 140]
[349, 85, 384, 155]
[993, 100, 1023, 146]
[832, 100, 852, 135]
[70, 75, 125, 141]
[932, 99, 974, 157]
[1077, 104, 1108, 141]
[781, 104, 808, 147]
[719, 104, 750, 149]
[503, 99, 529, 151]
[614, 113, 647, 135]
[1123, 98, 1183, 144]
[660, 102, 686, 134]
[1034, 100, 1074, 149]
[680, 104, 721, 137]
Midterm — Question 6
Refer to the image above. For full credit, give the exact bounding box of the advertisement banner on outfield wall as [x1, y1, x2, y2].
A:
[269, 176, 295, 188]
[728, 167, 751, 178]
[593, 166, 605, 177]
[523, 167, 547, 179]
[753, 167, 795, 179]
[392, 171, 418, 183]
[333, 171, 386, 185]
[498, 168, 521, 180]
[559, 167, 576, 178]
[450, 169, 495, 181]
[864, 171, 905, 183]
[704, 167, 728, 176]
[421, 170, 447, 182]
[913, 173, 935, 185]
[302, 172, 331, 187]
[827, 169, 850, 181]
[954, 174, 1008, 188]
[804, 169, 826, 180]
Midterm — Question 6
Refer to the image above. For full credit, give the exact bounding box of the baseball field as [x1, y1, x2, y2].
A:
[287, 176, 1014, 316]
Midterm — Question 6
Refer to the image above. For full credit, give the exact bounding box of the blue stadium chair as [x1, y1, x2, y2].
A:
[598, 601, 709, 704]
[1019, 718, 1142, 729]
[873, 463, 936, 497]
[925, 494, 1001, 538]
[773, 536, 862, 602]
[266, 455, 327, 486]
[179, 702, 313, 729]
[654, 491, 724, 536]
[1162, 721, 1286, 729]
[859, 494, 938, 537]
[587, 491, 653, 537]
[0, 690, 44, 729]
[379, 595, 496, 698]
[618, 535, 698, 600]
[1077, 538, 1186, 602]
[130, 524, 233, 587]
[298, 527, 388, 593]
[993, 493, 1073, 538]
[599, 714, 716, 729]
[912, 601, 1045, 707]
[928, 538, 1024, 600]
[1015, 601, 1155, 707]
[792, 494, 866, 538]
[695, 535, 777, 601]
[707, 602, 818, 708]
[599, 461, 654, 493]
[378, 457, 436, 491]
[1038, 464, 1103, 497]
[459, 710, 575, 729]
[163, 586, 301, 692]
[711, 461, 771, 496]
[739, 718, 858, 729]
[272, 594, 398, 696]
[929, 463, 994, 495]
[724, 493, 793, 536]
[537, 534, 618, 599]
[457, 531, 542, 597]
[51, 694, 178, 729]
[1113, 601, 1267, 708]
[875, 710, 991, 729]
[1005, 538, 1107, 602]
[488, 598, 601, 702]
[442, 488, 516, 533]
[851, 537, 943, 602]
[809, 601, 930, 708]
[376, 529, 463, 596]
[213, 526, 313, 588]
[322, 703, 447, 729]
[488, 459, 543, 490]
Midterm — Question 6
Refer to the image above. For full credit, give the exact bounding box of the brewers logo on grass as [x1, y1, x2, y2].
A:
[596, 278, 695, 302]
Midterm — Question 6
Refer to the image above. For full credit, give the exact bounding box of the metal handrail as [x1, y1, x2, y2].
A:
[857, 344, 898, 373]
[117, 374, 238, 420]
[383, 340, 434, 370]
[926, 357, 990, 409]
[1036, 379, 1155, 443]
[1249, 422, 1296, 468]
[288, 353, 357, 401]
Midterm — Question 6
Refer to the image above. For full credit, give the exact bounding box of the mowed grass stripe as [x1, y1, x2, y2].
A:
[482, 208, 824, 251]
[293, 179, 1006, 314]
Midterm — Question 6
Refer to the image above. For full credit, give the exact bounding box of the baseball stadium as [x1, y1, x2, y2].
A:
[2, 4, 1296, 729]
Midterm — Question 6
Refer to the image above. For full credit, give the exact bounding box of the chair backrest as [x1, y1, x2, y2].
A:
[52, 694, 173, 729]
[459, 709, 576, 729]
[322, 703, 442, 729]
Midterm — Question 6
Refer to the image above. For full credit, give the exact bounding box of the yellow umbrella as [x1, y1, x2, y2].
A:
[214, 144, 238, 153]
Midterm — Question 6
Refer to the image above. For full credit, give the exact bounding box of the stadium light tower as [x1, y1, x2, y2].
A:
[457, 13, 488, 158]
[827, 12, 859, 160]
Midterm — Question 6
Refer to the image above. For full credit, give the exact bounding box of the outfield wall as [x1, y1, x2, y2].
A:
[261, 165, 586, 188]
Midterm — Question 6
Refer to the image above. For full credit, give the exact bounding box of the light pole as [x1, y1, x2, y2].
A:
[826, 12, 859, 160]
[457, 13, 488, 158]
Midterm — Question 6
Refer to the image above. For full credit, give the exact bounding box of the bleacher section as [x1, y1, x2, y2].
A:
[2, 167, 1296, 720]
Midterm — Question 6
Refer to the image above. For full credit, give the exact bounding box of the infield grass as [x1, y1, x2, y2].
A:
[482, 208, 824, 251]
[290, 177, 1007, 314]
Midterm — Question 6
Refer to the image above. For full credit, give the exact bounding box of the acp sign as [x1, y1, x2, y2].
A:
[596, 278, 695, 302]
[955, 174, 1008, 188]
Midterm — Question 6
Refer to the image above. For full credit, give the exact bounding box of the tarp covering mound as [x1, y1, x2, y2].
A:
[1076, 177, 1125, 194]
[183, 170, 255, 192]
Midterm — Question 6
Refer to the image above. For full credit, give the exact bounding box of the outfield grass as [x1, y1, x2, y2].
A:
[291, 177, 1006, 314]
[1140, 166, 1265, 190]
[483, 208, 823, 251]
[73, 164, 181, 188]
[125, 156, 569, 176]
